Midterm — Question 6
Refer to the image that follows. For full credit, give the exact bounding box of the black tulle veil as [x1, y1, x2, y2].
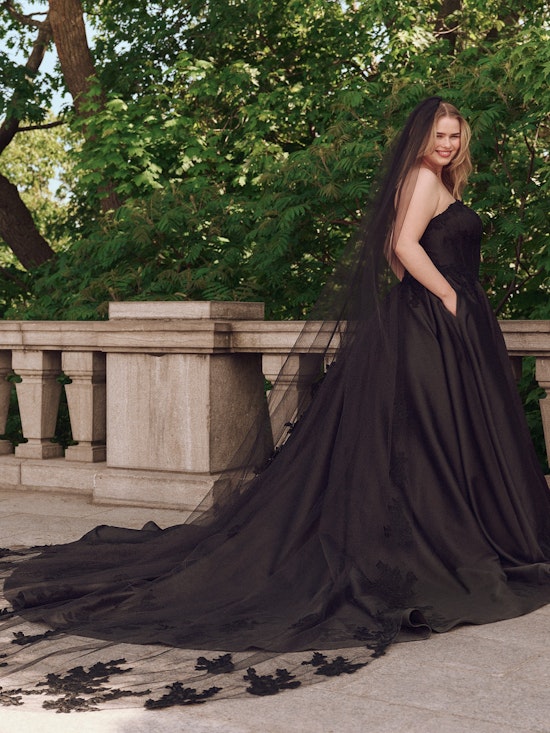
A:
[194, 96, 445, 518]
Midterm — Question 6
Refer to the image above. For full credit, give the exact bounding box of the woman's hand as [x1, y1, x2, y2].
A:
[441, 289, 457, 316]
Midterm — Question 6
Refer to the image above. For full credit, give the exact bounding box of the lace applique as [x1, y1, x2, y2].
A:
[195, 653, 235, 674]
[42, 696, 100, 713]
[243, 667, 301, 696]
[301, 652, 368, 676]
[145, 682, 221, 709]
[20, 659, 150, 713]
[43, 689, 146, 714]
[360, 562, 418, 608]
[0, 687, 25, 707]
[12, 629, 60, 646]
[353, 615, 399, 657]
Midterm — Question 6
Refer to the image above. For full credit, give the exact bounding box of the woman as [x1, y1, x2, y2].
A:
[2, 97, 550, 711]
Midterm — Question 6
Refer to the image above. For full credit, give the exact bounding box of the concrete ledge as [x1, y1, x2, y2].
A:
[109, 301, 265, 320]
[0, 456, 96, 497]
[0, 457, 221, 510]
[20, 459, 98, 496]
[500, 320, 550, 354]
[93, 467, 219, 510]
[0, 455, 21, 486]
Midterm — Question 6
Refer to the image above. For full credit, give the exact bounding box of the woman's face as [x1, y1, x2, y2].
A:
[423, 116, 461, 170]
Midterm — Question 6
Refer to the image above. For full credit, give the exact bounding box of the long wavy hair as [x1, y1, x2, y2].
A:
[421, 101, 472, 199]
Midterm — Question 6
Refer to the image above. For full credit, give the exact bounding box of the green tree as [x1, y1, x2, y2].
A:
[0, 0, 548, 321]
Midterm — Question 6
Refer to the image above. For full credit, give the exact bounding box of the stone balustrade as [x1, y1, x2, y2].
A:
[0, 302, 548, 510]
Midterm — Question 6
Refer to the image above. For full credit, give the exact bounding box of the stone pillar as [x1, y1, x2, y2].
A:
[107, 351, 270, 473]
[262, 353, 323, 443]
[13, 350, 63, 459]
[100, 302, 272, 507]
[535, 357, 550, 466]
[62, 351, 107, 462]
[0, 351, 13, 455]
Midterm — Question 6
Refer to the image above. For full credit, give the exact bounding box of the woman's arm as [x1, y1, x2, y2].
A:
[394, 168, 457, 316]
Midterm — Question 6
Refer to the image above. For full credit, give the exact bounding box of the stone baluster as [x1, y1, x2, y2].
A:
[62, 351, 107, 462]
[0, 351, 13, 455]
[12, 350, 64, 459]
[535, 357, 550, 466]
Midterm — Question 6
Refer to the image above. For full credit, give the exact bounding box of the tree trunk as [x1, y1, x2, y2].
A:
[435, 0, 461, 54]
[0, 10, 56, 267]
[48, 0, 97, 115]
[0, 173, 55, 268]
[48, 0, 121, 211]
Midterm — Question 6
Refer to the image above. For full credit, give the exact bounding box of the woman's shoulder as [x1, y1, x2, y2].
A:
[404, 165, 440, 205]
[415, 165, 440, 188]
[401, 165, 439, 191]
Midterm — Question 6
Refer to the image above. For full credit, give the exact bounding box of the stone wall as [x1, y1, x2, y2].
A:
[0, 303, 548, 509]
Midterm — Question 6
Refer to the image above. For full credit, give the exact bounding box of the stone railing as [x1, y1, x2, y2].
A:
[0, 302, 548, 509]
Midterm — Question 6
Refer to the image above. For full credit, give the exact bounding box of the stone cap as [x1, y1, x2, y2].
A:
[108, 301, 265, 321]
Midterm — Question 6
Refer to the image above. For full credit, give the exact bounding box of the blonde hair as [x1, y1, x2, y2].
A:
[420, 102, 472, 199]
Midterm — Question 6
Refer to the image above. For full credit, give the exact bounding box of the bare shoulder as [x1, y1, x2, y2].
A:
[399, 166, 439, 206]
[412, 166, 440, 197]
[399, 166, 440, 223]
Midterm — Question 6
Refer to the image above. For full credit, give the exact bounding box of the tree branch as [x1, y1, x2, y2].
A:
[17, 119, 65, 132]
[0, 14, 53, 153]
[3, 0, 47, 29]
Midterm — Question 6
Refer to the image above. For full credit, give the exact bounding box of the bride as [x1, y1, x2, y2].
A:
[2, 96, 549, 711]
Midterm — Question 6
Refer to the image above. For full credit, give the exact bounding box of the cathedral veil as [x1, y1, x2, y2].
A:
[187, 96, 443, 522]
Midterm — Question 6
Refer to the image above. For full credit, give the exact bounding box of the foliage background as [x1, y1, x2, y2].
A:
[0, 0, 548, 321]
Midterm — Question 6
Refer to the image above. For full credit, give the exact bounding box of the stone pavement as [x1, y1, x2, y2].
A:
[0, 487, 549, 733]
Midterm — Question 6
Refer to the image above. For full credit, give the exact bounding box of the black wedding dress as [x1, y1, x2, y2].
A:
[2, 200, 550, 710]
